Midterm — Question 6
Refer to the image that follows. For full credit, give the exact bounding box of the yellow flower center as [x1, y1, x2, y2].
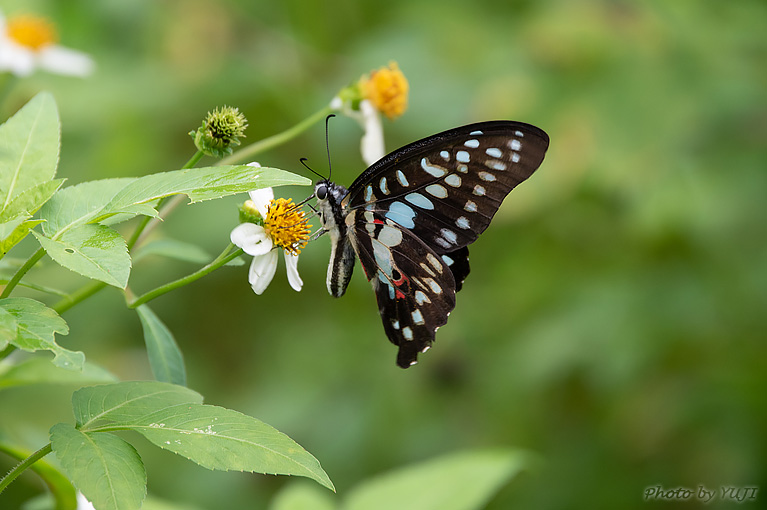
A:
[6, 15, 58, 50]
[264, 198, 312, 255]
[362, 61, 409, 120]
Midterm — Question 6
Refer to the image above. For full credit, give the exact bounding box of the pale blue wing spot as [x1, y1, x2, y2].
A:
[486, 147, 503, 158]
[444, 174, 461, 187]
[425, 184, 448, 198]
[386, 201, 416, 229]
[405, 193, 434, 210]
[420, 158, 447, 178]
[464, 139, 480, 148]
[456, 151, 470, 163]
[396, 169, 409, 187]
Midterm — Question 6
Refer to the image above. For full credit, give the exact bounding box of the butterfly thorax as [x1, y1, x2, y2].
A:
[314, 180, 356, 297]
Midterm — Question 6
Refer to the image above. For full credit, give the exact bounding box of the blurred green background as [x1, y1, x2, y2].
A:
[1, 0, 765, 508]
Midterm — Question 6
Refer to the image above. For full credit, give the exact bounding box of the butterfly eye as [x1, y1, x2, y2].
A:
[316, 184, 328, 200]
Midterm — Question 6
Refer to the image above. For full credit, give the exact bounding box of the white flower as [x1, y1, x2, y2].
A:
[230, 167, 308, 294]
[331, 96, 385, 166]
[0, 11, 94, 77]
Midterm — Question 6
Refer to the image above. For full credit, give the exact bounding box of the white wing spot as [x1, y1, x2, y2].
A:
[509, 139, 522, 151]
[456, 151, 470, 163]
[411, 309, 425, 325]
[464, 139, 480, 148]
[486, 148, 502, 158]
[421, 158, 447, 177]
[397, 169, 409, 187]
[425, 184, 448, 198]
[421, 345, 431, 353]
[440, 150, 450, 160]
[378, 225, 403, 247]
[512, 152, 521, 163]
[435, 237, 451, 249]
[515, 130, 524, 137]
[441, 228, 458, 245]
[473, 185, 486, 196]
[379, 177, 389, 195]
[464, 200, 478, 212]
[488, 160, 507, 171]
[470, 130, 483, 135]
[456, 216, 470, 229]
[392, 320, 400, 330]
[479, 171, 496, 182]
[444, 174, 461, 187]
[424, 278, 443, 294]
[426, 253, 443, 273]
[405, 192, 434, 210]
[403, 326, 414, 341]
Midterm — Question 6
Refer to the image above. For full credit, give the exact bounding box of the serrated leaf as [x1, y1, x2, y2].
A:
[0, 305, 17, 348]
[33, 224, 131, 288]
[126, 403, 334, 491]
[40, 167, 310, 237]
[0, 218, 45, 259]
[73, 381, 203, 428]
[0, 358, 117, 390]
[0, 92, 60, 214]
[342, 449, 532, 510]
[50, 423, 146, 510]
[40, 178, 144, 237]
[0, 178, 64, 223]
[136, 305, 186, 386]
[104, 165, 311, 212]
[0, 297, 81, 370]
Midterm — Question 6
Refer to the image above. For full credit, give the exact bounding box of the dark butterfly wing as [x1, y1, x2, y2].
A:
[342, 121, 549, 255]
[348, 209, 456, 367]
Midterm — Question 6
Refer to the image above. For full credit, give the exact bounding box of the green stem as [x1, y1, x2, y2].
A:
[53, 280, 107, 315]
[0, 247, 45, 299]
[0, 442, 52, 495]
[127, 245, 243, 309]
[219, 103, 336, 166]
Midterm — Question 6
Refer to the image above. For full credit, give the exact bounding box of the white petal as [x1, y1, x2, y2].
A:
[230, 223, 273, 256]
[329, 96, 343, 110]
[76, 492, 96, 510]
[248, 187, 273, 218]
[359, 100, 385, 166]
[38, 45, 94, 77]
[0, 42, 35, 76]
[248, 250, 278, 295]
[284, 252, 303, 292]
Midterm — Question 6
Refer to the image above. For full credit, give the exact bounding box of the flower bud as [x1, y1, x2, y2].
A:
[190, 106, 248, 158]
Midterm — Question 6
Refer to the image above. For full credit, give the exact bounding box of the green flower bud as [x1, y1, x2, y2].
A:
[190, 106, 248, 158]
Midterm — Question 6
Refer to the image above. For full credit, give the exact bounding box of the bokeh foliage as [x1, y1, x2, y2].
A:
[0, 0, 765, 508]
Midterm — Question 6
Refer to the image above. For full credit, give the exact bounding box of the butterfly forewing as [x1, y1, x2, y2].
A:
[343, 121, 549, 255]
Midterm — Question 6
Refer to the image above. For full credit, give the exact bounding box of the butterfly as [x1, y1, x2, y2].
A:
[313, 121, 549, 368]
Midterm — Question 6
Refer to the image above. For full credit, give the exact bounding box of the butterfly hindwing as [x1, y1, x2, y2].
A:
[348, 209, 456, 367]
[343, 121, 549, 255]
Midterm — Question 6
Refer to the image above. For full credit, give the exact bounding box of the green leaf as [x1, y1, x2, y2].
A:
[0, 297, 81, 370]
[50, 423, 147, 510]
[127, 403, 335, 491]
[40, 166, 310, 237]
[0, 217, 44, 259]
[0, 305, 17, 348]
[342, 449, 532, 510]
[0, 179, 64, 223]
[0, 92, 60, 215]
[33, 224, 131, 288]
[136, 305, 186, 386]
[73, 381, 203, 429]
[270, 482, 338, 510]
[0, 357, 117, 390]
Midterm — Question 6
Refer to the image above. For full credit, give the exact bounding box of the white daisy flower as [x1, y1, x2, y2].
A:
[0, 11, 94, 77]
[331, 96, 385, 167]
[230, 164, 310, 294]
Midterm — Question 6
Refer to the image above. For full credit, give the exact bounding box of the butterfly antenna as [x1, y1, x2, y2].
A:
[325, 114, 335, 180]
[300, 157, 325, 180]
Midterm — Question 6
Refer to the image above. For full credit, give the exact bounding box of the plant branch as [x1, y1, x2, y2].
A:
[0, 442, 53, 495]
[0, 247, 45, 299]
[127, 244, 243, 309]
